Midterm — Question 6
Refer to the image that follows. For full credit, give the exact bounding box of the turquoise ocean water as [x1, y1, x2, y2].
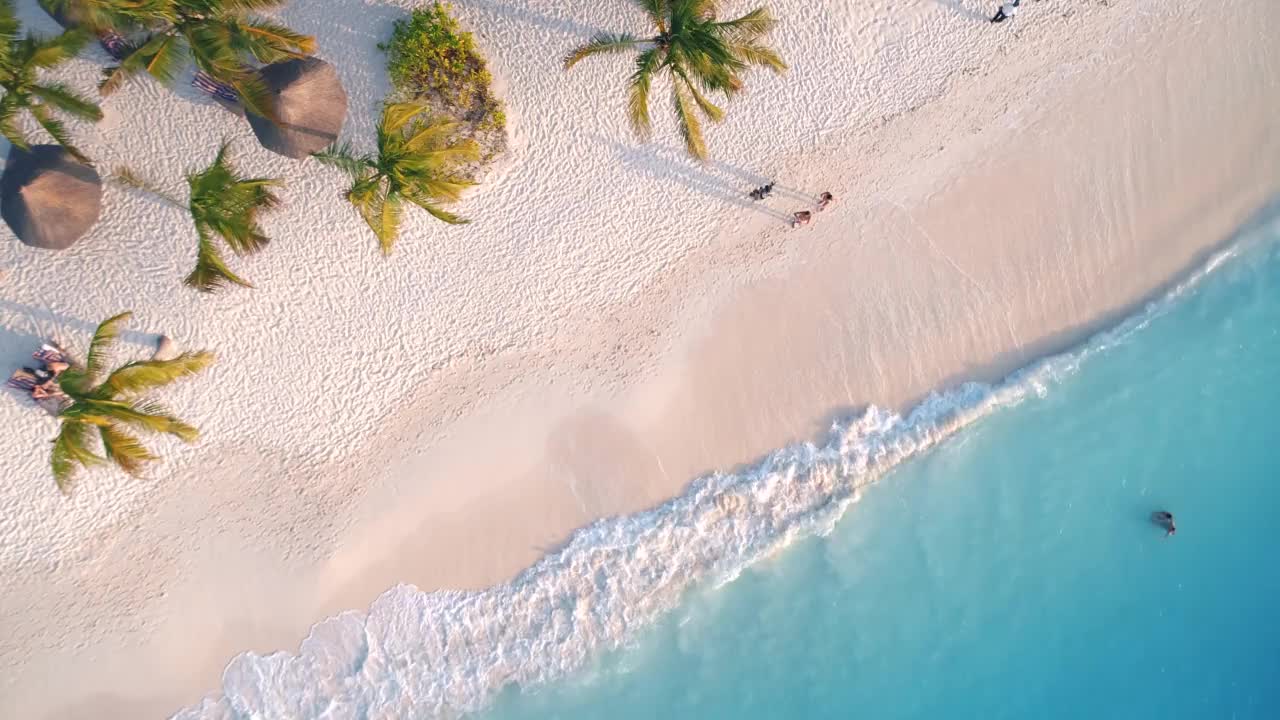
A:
[181, 207, 1279, 719]
[480, 213, 1280, 719]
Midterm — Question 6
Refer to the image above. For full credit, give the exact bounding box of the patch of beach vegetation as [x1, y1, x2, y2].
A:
[379, 2, 508, 175]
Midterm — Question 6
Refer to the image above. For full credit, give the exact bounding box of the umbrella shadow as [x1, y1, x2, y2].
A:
[593, 135, 794, 223]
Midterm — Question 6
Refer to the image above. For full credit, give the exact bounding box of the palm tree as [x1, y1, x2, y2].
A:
[115, 142, 281, 291]
[0, 1, 102, 163]
[315, 101, 478, 255]
[45, 0, 314, 118]
[49, 311, 213, 493]
[563, 0, 786, 161]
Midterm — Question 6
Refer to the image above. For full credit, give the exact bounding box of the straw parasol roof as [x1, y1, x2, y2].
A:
[2, 145, 103, 251]
[248, 57, 349, 159]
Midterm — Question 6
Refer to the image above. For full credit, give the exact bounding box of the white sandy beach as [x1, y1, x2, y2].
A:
[1, 0, 1278, 717]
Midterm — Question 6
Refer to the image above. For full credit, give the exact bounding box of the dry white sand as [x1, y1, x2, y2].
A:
[0, 0, 1277, 717]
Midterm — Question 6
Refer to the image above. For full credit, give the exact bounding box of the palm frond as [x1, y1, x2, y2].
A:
[84, 311, 132, 386]
[55, 367, 91, 397]
[182, 22, 277, 117]
[563, 33, 642, 70]
[409, 176, 473, 204]
[184, 21, 244, 77]
[404, 193, 469, 226]
[111, 165, 189, 208]
[313, 142, 371, 178]
[675, 69, 724, 123]
[230, 71, 276, 120]
[29, 28, 91, 68]
[0, 0, 19, 46]
[226, 18, 314, 63]
[105, 351, 215, 396]
[627, 48, 661, 138]
[353, 184, 401, 255]
[99, 36, 170, 96]
[381, 101, 427, 135]
[714, 6, 776, 38]
[677, 32, 744, 92]
[46, 310, 208, 492]
[30, 82, 103, 122]
[186, 142, 280, 258]
[98, 62, 132, 96]
[0, 95, 27, 150]
[28, 103, 88, 163]
[99, 399, 199, 442]
[217, 0, 290, 13]
[185, 231, 252, 292]
[111, 165, 153, 192]
[402, 120, 462, 153]
[98, 423, 156, 476]
[631, 0, 669, 32]
[50, 420, 104, 493]
[141, 32, 187, 86]
[729, 40, 786, 73]
[343, 102, 481, 252]
[671, 81, 707, 160]
[49, 0, 172, 30]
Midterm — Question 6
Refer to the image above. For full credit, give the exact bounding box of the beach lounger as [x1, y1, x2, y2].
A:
[192, 71, 240, 104]
[97, 32, 239, 106]
[32, 346, 67, 365]
[6, 369, 38, 392]
[9, 343, 74, 401]
[98, 31, 128, 60]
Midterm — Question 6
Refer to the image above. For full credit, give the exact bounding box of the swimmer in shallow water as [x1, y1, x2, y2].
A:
[1152, 510, 1176, 537]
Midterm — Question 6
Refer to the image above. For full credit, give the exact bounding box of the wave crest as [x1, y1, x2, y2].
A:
[174, 237, 1249, 720]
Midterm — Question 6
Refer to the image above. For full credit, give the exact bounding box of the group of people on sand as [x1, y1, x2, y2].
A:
[746, 182, 834, 229]
[792, 192, 834, 228]
[991, 0, 1039, 24]
[5, 344, 71, 407]
[749, 182, 775, 201]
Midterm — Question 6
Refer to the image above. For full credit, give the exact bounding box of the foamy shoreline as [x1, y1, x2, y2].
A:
[1, 0, 1277, 718]
[176, 213, 1279, 719]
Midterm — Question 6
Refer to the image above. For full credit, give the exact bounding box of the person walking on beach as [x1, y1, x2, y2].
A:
[792, 211, 812, 228]
[749, 182, 776, 201]
[1153, 511, 1176, 537]
[991, 0, 1019, 23]
[817, 192, 834, 211]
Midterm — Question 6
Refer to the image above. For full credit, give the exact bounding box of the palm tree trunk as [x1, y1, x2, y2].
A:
[110, 167, 186, 209]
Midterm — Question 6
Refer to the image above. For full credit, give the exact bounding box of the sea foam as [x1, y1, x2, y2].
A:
[173, 234, 1255, 720]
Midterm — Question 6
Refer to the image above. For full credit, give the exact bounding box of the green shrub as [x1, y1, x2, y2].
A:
[379, 3, 505, 133]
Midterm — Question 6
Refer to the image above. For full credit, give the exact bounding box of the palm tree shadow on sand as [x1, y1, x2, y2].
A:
[0, 300, 156, 364]
[592, 134, 795, 223]
[922, 0, 990, 23]
[453, 0, 610, 39]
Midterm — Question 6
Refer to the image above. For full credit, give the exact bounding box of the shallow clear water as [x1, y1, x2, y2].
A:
[482, 223, 1280, 719]
[178, 209, 1280, 720]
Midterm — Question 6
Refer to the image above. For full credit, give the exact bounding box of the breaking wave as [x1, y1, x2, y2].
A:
[174, 221, 1268, 720]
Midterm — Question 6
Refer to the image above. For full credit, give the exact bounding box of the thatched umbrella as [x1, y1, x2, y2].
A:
[2, 145, 103, 250]
[247, 57, 348, 159]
